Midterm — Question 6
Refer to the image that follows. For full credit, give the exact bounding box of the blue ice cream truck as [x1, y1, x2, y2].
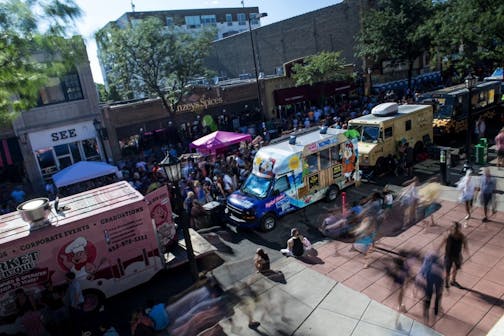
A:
[225, 126, 359, 231]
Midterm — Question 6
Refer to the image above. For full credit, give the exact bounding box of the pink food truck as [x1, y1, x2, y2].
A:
[0, 181, 176, 322]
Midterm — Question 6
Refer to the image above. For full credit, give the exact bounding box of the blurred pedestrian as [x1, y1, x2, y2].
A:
[442, 222, 468, 288]
[495, 127, 504, 169]
[420, 252, 444, 324]
[456, 170, 476, 220]
[477, 167, 496, 222]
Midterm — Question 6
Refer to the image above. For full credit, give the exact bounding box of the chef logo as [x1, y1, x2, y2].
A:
[58, 237, 98, 279]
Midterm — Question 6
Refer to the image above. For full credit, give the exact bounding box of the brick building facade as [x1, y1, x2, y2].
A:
[206, 0, 364, 79]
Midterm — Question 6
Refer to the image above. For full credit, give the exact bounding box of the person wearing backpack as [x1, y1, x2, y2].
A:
[281, 228, 311, 257]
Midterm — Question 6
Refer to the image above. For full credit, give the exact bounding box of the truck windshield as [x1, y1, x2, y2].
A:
[351, 125, 380, 143]
[433, 102, 453, 119]
[241, 174, 272, 198]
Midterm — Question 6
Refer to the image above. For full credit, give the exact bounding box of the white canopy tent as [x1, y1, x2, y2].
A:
[52, 161, 120, 188]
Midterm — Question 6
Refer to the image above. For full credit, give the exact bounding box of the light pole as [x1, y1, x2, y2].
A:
[159, 153, 199, 282]
[246, 10, 267, 120]
[93, 118, 109, 163]
[464, 73, 477, 169]
[366, 67, 373, 97]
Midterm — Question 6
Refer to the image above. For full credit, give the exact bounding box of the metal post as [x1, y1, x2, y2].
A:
[247, 14, 265, 121]
[440, 149, 448, 185]
[173, 184, 199, 282]
[94, 119, 109, 163]
[465, 87, 473, 165]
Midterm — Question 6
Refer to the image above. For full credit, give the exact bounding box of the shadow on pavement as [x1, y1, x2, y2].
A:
[261, 270, 287, 284]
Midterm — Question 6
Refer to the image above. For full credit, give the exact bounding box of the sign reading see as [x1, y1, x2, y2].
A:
[51, 129, 77, 142]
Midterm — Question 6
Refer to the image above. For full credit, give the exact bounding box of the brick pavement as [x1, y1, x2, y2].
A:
[302, 201, 504, 336]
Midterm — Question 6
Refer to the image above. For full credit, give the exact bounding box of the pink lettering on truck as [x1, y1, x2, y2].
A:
[0, 182, 175, 320]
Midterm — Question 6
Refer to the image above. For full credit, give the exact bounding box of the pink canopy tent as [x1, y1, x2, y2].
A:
[189, 131, 252, 153]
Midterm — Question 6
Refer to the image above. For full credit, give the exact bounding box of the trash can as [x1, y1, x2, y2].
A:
[474, 144, 486, 165]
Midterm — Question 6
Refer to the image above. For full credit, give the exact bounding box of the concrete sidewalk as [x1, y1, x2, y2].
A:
[214, 255, 440, 336]
[295, 164, 504, 336]
[212, 255, 439, 336]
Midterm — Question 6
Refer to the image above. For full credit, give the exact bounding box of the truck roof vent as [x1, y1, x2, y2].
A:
[371, 102, 399, 117]
[289, 135, 296, 145]
[17, 198, 52, 231]
[320, 126, 328, 134]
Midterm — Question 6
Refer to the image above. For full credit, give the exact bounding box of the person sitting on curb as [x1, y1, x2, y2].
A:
[254, 248, 270, 273]
[281, 228, 312, 257]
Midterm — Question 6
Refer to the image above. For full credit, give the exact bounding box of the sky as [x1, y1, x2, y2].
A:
[73, 0, 342, 84]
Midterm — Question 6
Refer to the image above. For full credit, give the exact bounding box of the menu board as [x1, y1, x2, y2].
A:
[332, 165, 342, 179]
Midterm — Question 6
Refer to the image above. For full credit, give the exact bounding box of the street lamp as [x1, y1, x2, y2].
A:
[367, 68, 373, 97]
[464, 73, 477, 168]
[246, 11, 267, 120]
[93, 118, 109, 163]
[159, 153, 199, 282]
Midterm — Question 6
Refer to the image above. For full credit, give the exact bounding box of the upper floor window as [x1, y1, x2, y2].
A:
[185, 16, 201, 28]
[225, 13, 233, 26]
[165, 16, 173, 26]
[237, 13, 246, 25]
[201, 15, 216, 26]
[38, 72, 84, 106]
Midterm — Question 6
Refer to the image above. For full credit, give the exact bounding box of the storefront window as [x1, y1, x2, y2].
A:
[58, 156, 72, 169]
[82, 139, 100, 160]
[36, 148, 56, 169]
[69, 142, 82, 163]
[54, 144, 70, 156]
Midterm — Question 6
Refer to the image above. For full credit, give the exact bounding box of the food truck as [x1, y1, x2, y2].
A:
[348, 103, 433, 173]
[418, 81, 501, 142]
[225, 127, 359, 231]
[0, 182, 177, 322]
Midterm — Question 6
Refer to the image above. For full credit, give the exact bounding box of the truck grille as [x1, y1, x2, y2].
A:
[226, 202, 244, 218]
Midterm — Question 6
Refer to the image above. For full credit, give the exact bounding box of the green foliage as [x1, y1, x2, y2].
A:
[0, 0, 82, 124]
[96, 17, 215, 116]
[356, 0, 433, 87]
[291, 51, 348, 86]
[426, 0, 504, 73]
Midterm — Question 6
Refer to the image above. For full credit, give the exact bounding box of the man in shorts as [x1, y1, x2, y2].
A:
[495, 127, 504, 169]
[443, 222, 468, 288]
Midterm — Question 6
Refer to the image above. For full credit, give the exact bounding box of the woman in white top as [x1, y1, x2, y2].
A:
[457, 170, 476, 220]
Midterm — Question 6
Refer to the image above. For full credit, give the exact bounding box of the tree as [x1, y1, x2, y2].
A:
[0, 0, 82, 124]
[290, 51, 348, 86]
[356, 0, 433, 89]
[427, 0, 504, 76]
[96, 17, 215, 117]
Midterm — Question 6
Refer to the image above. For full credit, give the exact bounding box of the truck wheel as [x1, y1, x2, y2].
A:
[325, 185, 340, 202]
[260, 214, 276, 232]
[82, 288, 105, 313]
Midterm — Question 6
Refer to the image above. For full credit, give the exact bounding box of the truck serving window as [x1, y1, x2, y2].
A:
[320, 149, 330, 169]
[306, 153, 318, 171]
[330, 145, 341, 164]
[384, 127, 393, 138]
[241, 174, 272, 198]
